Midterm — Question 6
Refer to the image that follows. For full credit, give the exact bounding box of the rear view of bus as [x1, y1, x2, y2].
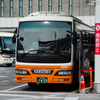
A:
[15, 12, 76, 87]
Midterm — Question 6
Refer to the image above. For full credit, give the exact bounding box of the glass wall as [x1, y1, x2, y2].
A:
[10, 0, 13, 17]
[69, 0, 72, 15]
[29, 0, 32, 14]
[1, 0, 4, 17]
[48, 0, 52, 12]
[58, 0, 62, 12]
[19, 0, 23, 17]
[38, 0, 42, 12]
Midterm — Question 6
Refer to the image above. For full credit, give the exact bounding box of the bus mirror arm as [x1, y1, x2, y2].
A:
[12, 28, 18, 43]
[0, 37, 2, 42]
[12, 34, 16, 43]
[66, 30, 74, 36]
[66, 30, 77, 44]
[14, 28, 17, 34]
[72, 36, 77, 45]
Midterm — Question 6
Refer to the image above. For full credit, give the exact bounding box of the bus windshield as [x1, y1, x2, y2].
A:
[2, 37, 15, 51]
[17, 21, 72, 63]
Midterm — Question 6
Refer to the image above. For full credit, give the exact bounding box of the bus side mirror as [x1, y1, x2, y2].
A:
[0, 37, 2, 42]
[12, 28, 17, 43]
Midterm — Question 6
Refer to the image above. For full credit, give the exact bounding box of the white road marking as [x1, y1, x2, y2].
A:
[1, 80, 9, 83]
[43, 93, 65, 97]
[3, 83, 27, 91]
[7, 98, 31, 100]
[12, 79, 16, 81]
[0, 93, 80, 100]
[4, 71, 10, 73]
[0, 93, 41, 98]
[7, 98, 27, 100]
[0, 90, 70, 95]
[64, 97, 79, 100]
[0, 76, 8, 77]
[0, 68, 6, 70]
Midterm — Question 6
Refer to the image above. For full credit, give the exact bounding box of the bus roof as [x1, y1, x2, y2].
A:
[0, 32, 14, 37]
[28, 11, 75, 17]
[19, 11, 94, 30]
[19, 11, 82, 22]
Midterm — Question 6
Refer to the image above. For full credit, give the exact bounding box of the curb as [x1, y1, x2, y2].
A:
[80, 87, 93, 94]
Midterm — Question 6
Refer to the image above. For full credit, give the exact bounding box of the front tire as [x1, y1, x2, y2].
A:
[6, 64, 12, 67]
[28, 83, 36, 87]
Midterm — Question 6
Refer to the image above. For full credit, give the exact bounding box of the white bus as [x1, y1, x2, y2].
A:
[13, 12, 94, 87]
[0, 32, 15, 67]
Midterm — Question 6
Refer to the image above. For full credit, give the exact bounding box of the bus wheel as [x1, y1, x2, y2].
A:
[6, 64, 12, 67]
[28, 83, 36, 87]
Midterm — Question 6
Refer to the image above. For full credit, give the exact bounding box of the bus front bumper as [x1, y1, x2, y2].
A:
[2, 58, 13, 64]
[16, 74, 73, 84]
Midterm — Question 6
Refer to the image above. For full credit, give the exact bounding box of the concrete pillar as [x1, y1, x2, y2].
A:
[79, 0, 83, 16]
[13, 0, 19, 17]
[23, 0, 28, 16]
[33, 0, 38, 12]
[42, 0, 48, 11]
[62, 0, 68, 13]
[73, 0, 79, 16]
[4, 0, 10, 17]
[83, 0, 90, 16]
[52, 0, 58, 11]
[94, 0, 100, 93]
[0, 0, 1, 17]
[90, 0, 94, 15]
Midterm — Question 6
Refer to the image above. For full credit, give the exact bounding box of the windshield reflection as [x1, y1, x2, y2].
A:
[17, 21, 72, 63]
[18, 21, 71, 54]
[3, 37, 15, 51]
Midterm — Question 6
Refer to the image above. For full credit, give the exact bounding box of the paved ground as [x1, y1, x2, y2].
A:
[0, 64, 100, 100]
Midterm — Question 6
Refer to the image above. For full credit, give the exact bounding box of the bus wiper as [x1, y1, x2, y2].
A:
[53, 51, 69, 58]
[21, 49, 39, 57]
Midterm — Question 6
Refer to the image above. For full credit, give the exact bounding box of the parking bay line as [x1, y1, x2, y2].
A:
[1, 80, 9, 83]
[0, 93, 79, 100]
[3, 83, 27, 91]
[64, 97, 79, 100]
[0, 90, 70, 95]
[2, 83, 80, 99]
[0, 76, 8, 77]
[2, 84, 70, 94]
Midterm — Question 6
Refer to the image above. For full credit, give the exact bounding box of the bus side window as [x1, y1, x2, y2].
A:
[76, 40, 80, 60]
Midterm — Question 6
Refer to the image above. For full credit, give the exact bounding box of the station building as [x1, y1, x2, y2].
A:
[0, 0, 96, 31]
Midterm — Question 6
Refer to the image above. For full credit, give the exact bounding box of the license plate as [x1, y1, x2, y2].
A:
[37, 77, 48, 83]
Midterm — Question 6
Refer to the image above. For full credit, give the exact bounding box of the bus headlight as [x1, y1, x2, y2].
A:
[15, 69, 30, 75]
[55, 70, 72, 76]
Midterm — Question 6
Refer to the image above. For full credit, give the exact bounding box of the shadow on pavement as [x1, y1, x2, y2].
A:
[22, 83, 79, 92]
